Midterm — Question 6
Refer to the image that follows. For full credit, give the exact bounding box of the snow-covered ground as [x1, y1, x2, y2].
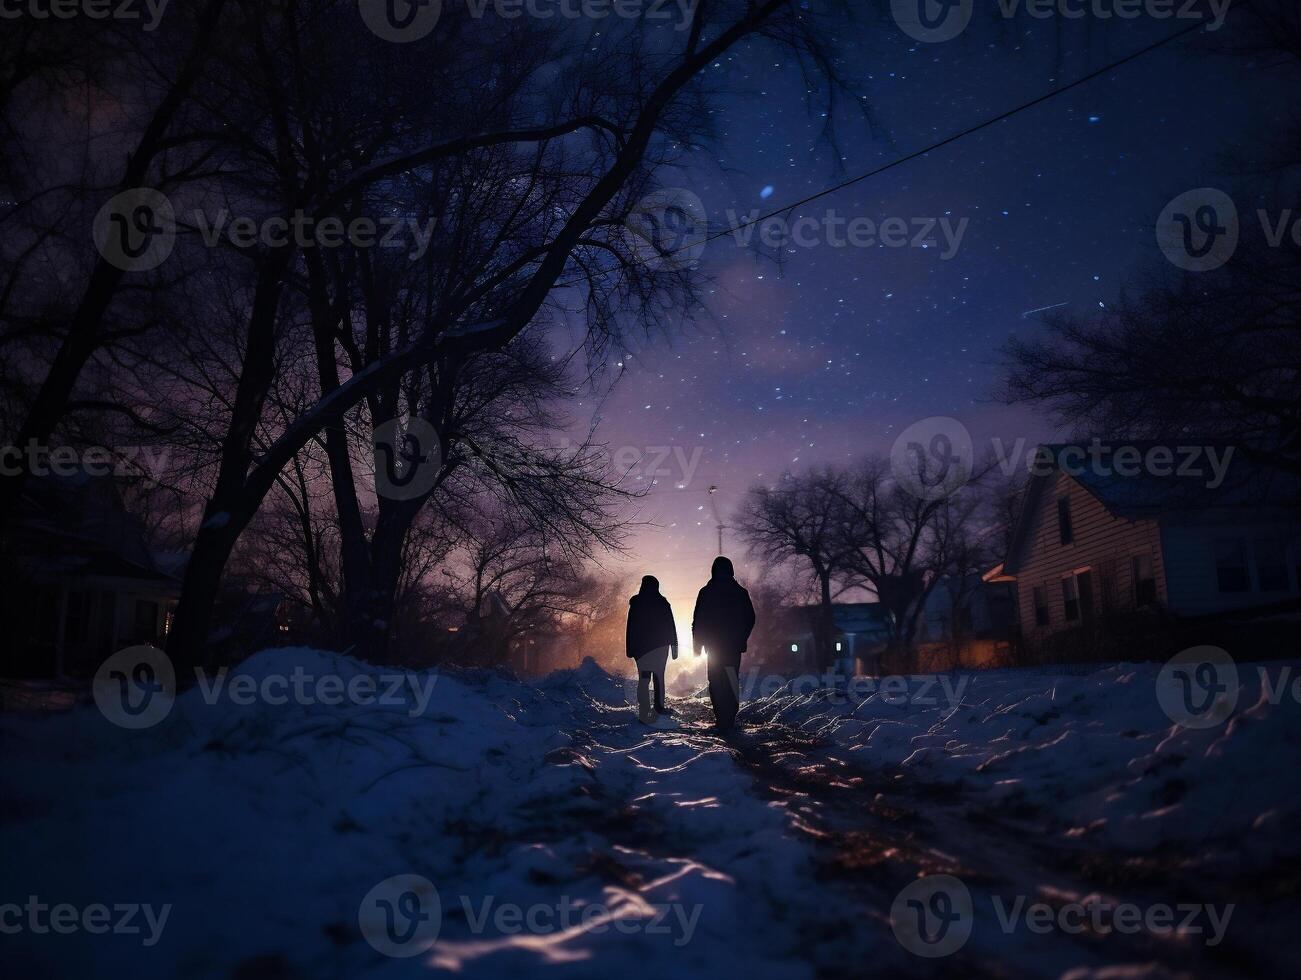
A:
[2, 649, 1298, 977]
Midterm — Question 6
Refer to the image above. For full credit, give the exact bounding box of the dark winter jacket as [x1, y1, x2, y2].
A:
[691, 557, 756, 657]
[626, 576, 679, 659]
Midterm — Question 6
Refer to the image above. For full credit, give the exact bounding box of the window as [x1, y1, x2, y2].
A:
[67, 590, 91, 643]
[1132, 554, 1157, 606]
[1062, 570, 1095, 622]
[1255, 538, 1288, 592]
[1032, 586, 1050, 626]
[1057, 497, 1074, 546]
[134, 599, 159, 640]
[1213, 538, 1250, 593]
[1061, 576, 1080, 621]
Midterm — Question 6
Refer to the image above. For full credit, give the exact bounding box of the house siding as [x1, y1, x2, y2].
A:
[1160, 520, 1301, 617]
[1014, 471, 1166, 640]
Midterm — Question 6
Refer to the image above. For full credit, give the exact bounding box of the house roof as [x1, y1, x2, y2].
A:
[12, 473, 181, 589]
[795, 602, 891, 633]
[1003, 441, 1301, 575]
[1040, 442, 1297, 515]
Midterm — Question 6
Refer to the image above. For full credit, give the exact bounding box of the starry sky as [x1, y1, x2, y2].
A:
[566, 10, 1285, 617]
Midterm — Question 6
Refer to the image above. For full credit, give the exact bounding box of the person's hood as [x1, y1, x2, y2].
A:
[630, 576, 662, 604]
[710, 556, 734, 580]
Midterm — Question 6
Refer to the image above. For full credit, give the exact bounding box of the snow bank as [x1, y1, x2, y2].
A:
[742, 661, 1301, 860]
[0, 650, 835, 978]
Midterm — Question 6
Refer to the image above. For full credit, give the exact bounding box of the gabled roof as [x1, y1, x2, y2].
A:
[795, 602, 892, 633]
[1003, 441, 1301, 575]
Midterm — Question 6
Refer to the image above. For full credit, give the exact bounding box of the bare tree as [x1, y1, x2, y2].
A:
[1001, 4, 1301, 478]
[735, 468, 850, 670]
[835, 456, 987, 663]
[154, 0, 860, 665]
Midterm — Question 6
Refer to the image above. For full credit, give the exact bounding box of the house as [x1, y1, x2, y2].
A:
[1001, 442, 1301, 647]
[0, 474, 181, 679]
[772, 602, 892, 674]
[918, 574, 1015, 644]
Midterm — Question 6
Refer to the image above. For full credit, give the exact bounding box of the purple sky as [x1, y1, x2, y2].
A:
[560, 12, 1284, 615]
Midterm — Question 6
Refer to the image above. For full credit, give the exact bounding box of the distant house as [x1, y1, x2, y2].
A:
[1001, 443, 1301, 645]
[918, 574, 1015, 644]
[775, 602, 892, 674]
[1, 475, 181, 678]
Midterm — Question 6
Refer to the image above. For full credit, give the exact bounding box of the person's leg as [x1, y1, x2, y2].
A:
[646, 646, 669, 714]
[719, 654, 741, 729]
[635, 661, 655, 723]
[706, 655, 724, 727]
[707, 653, 740, 730]
[652, 647, 667, 712]
[635, 647, 669, 724]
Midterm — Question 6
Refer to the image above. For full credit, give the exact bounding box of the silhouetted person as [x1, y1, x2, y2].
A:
[692, 556, 756, 732]
[626, 575, 678, 724]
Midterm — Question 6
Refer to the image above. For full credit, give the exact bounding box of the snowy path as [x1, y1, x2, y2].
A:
[2, 651, 1299, 977]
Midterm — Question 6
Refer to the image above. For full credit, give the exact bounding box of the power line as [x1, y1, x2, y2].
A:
[700, 19, 1207, 249]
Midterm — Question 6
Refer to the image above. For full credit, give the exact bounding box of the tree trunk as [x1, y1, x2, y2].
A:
[816, 569, 836, 674]
[167, 510, 243, 673]
[350, 503, 417, 663]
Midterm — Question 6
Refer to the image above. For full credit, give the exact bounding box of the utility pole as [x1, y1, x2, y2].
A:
[708, 485, 727, 556]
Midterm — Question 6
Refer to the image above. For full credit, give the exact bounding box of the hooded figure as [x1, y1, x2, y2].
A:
[692, 557, 756, 731]
[626, 575, 678, 722]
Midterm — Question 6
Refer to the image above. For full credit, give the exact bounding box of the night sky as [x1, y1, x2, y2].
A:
[563, 10, 1283, 617]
